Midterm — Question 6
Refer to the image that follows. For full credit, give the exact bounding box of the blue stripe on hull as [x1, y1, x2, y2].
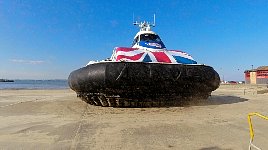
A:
[143, 54, 152, 62]
[173, 56, 197, 64]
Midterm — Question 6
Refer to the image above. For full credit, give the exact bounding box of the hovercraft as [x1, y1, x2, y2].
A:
[68, 19, 220, 107]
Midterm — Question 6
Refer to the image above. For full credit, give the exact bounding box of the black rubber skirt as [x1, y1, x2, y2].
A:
[68, 62, 220, 99]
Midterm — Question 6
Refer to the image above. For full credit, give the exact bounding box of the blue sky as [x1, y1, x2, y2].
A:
[1, 0, 268, 80]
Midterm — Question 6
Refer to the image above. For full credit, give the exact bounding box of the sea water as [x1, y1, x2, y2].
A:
[0, 80, 69, 90]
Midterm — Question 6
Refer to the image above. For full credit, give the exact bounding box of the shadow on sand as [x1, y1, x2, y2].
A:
[144, 95, 249, 108]
[199, 146, 233, 150]
[184, 95, 249, 107]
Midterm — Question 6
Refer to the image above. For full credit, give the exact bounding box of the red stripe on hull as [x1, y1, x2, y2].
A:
[151, 52, 171, 63]
[115, 47, 138, 52]
[116, 52, 145, 61]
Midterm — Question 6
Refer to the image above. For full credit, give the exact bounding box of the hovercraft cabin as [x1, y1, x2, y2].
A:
[244, 66, 268, 84]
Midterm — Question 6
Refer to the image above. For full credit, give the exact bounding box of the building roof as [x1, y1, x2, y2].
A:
[244, 66, 268, 73]
[257, 66, 268, 70]
[244, 69, 257, 73]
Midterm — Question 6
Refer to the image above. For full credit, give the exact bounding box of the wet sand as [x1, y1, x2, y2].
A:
[0, 84, 267, 150]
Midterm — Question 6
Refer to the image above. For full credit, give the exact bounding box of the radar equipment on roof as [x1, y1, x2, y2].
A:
[133, 14, 156, 31]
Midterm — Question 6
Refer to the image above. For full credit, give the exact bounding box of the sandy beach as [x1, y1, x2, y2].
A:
[0, 84, 267, 150]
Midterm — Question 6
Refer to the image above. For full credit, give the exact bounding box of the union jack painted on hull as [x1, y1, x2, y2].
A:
[112, 47, 197, 64]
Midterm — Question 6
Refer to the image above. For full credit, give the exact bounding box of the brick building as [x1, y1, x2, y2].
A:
[244, 66, 268, 84]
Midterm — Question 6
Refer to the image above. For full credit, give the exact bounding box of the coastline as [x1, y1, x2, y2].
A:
[0, 85, 267, 150]
[0, 79, 69, 90]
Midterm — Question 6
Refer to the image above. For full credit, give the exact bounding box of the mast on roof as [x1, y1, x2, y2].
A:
[133, 14, 156, 31]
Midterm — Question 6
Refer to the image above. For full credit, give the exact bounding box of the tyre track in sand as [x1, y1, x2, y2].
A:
[69, 103, 93, 150]
[0, 98, 46, 108]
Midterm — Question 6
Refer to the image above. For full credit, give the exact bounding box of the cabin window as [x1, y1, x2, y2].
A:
[132, 37, 138, 46]
[140, 34, 161, 42]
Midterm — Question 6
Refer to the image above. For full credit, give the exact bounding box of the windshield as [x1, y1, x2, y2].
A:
[140, 34, 161, 42]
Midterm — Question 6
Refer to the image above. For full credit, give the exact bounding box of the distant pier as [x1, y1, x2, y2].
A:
[0, 79, 14, 82]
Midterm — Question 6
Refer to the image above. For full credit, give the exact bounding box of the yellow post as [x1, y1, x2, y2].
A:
[247, 112, 268, 150]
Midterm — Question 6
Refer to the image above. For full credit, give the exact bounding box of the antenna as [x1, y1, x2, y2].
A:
[133, 13, 138, 26]
[133, 14, 156, 31]
[133, 13, 135, 24]
[153, 14, 156, 27]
